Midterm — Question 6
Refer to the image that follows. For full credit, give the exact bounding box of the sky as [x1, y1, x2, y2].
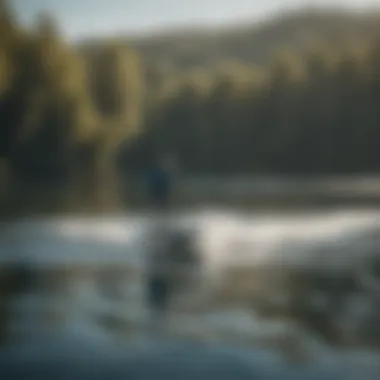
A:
[10, 0, 380, 41]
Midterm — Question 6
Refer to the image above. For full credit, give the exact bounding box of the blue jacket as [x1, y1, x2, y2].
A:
[146, 166, 171, 205]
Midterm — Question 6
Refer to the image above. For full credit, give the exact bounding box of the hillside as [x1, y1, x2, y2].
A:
[79, 8, 380, 71]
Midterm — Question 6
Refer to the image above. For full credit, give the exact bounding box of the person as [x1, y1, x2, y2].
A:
[145, 154, 177, 211]
[144, 154, 176, 337]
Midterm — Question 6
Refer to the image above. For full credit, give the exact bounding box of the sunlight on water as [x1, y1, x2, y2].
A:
[3, 208, 380, 268]
[1, 208, 380, 378]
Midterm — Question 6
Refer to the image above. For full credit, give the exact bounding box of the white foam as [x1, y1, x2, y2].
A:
[2, 209, 380, 376]
[2, 209, 380, 270]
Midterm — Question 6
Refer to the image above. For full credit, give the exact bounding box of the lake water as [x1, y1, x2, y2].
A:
[1, 207, 380, 379]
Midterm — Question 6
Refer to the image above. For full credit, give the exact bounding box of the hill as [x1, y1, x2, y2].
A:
[79, 8, 380, 71]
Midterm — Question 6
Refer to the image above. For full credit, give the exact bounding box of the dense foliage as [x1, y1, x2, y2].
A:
[2, 1, 380, 188]
[0, 2, 142, 186]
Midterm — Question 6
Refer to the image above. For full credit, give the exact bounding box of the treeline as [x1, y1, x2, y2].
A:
[126, 38, 380, 175]
[0, 1, 142, 189]
[2, 0, 380, 191]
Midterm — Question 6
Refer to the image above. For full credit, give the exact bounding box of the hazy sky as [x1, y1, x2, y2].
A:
[11, 0, 379, 40]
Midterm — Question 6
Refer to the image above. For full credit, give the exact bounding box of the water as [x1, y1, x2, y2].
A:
[1, 207, 380, 379]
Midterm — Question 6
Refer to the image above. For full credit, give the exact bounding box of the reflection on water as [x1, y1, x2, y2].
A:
[5, 177, 380, 219]
[1, 209, 380, 378]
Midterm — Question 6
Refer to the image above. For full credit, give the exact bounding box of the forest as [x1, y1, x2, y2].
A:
[2, 0, 380, 206]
